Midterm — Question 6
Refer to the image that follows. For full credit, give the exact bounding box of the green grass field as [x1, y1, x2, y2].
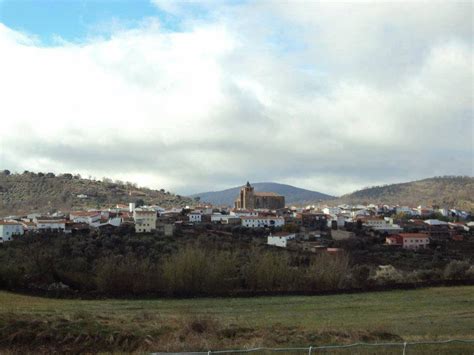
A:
[0, 286, 473, 353]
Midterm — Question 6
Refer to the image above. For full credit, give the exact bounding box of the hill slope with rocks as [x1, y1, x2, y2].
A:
[0, 170, 192, 216]
[330, 176, 474, 210]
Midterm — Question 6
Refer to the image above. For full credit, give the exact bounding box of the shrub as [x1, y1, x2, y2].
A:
[96, 255, 161, 295]
[372, 265, 403, 285]
[243, 250, 294, 292]
[444, 261, 471, 280]
[304, 252, 350, 291]
[349, 264, 372, 288]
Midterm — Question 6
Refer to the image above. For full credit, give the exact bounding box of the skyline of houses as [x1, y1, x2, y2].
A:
[0, 184, 472, 249]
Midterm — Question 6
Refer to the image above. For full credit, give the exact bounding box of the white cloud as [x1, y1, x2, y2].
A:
[0, 1, 472, 196]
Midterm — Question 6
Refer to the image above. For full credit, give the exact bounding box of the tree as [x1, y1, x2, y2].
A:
[135, 199, 145, 208]
[2, 169, 10, 175]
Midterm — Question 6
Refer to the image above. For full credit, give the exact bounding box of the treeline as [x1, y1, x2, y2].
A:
[0, 232, 473, 297]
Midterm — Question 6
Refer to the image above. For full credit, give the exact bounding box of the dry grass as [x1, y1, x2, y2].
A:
[0, 286, 473, 352]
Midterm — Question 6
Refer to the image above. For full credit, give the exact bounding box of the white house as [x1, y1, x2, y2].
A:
[386, 233, 430, 249]
[231, 210, 258, 217]
[188, 212, 202, 223]
[359, 217, 388, 228]
[424, 219, 448, 226]
[327, 214, 346, 228]
[0, 221, 24, 242]
[322, 207, 341, 215]
[35, 218, 66, 232]
[133, 209, 157, 233]
[210, 213, 240, 224]
[241, 216, 285, 228]
[69, 211, 101, 225]
[267, 232, 296, 248]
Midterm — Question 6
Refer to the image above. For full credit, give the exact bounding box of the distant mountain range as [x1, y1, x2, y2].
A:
[191, 176, 474, 210]
[190, 182, 335, 206]
[330, 176, 474, 210]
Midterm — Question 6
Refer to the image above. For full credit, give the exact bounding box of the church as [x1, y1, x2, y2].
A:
[234, 182, 285, 210]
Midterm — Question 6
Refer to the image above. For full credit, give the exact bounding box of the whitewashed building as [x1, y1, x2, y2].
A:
[241, 216, 285, 228]
[323, 207, 341, 215]
[327, 214, 346, 228]
[0, 221, 24, 242]
[267, 233, 296, 248]
[188, 212, 202, 223]
[69, 211, 101, 225]
[35, 218, 66, 232]
[231, 210, 258, 217]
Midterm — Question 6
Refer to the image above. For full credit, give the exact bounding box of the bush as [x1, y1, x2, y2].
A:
[244, 250, 294, 292]
[304, 253, 350, 291]
[372, 265, 403, 285]
[349, 264, 372, 288]
[96, 255, 161, 295]
[444, 261, 471, 280]
[161, 247, 239, 296]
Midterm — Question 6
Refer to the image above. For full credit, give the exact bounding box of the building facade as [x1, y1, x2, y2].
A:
[386, 233, 430, 249]
[241, 216, 285, 228]
[0, 221, 24, 242]
[234, 182, 285, 210]
[133, 209, 157, 233]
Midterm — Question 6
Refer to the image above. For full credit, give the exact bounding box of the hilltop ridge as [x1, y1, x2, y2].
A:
[329, 176, 474, 210]
[0, 170, 191, 216]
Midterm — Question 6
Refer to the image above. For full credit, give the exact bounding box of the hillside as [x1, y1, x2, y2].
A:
[0, 170, 192, 216]
[191, 182, 334, 206]
[331, 176, 474, 210]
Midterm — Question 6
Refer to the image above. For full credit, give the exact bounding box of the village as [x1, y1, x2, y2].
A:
[0, 182, 472, 255]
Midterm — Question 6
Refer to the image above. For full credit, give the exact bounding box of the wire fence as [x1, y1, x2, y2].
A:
[152, 339, 474, 355]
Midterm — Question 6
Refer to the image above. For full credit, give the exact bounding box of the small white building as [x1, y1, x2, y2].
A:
[424, 219, 448, 226]
[188, 212, 202, 223]
[70, 211, 101, 225]
[241, 216, 285, 228]
[0, 221, 24, 242]
[327, 214, 346, 228]
[231, 210, 259, 217]
[386, 233, 430, 249]
[323, 207, 342, 215]
[35, 218, 66, 232]
[267, 233, 296, 248]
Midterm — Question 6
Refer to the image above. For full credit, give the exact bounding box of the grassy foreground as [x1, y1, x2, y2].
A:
[0, 286, 473, 353]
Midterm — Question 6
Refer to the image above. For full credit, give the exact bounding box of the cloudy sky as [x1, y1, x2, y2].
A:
[0, 1, 472, 196]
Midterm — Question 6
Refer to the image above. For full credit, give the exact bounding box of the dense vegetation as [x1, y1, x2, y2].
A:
[331, 176, 474, 210]
[0, 170, 192, 216]
[0, 229, 472, 297]
[0, 286, 473, 352]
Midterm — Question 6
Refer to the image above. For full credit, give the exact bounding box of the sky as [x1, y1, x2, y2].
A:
[0, 0, 472, 196]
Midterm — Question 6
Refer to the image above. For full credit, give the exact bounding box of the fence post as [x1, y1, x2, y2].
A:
[308, 346, 312, 355]
[402, 341, 407, 355]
